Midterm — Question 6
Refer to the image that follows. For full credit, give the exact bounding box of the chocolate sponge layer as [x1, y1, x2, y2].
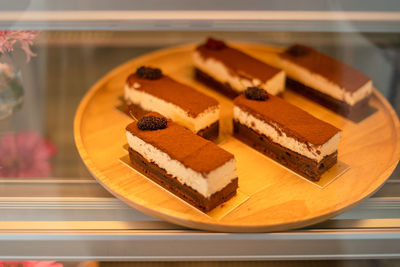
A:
[286, 78, 373, 122]
[195, 68, 239, 99]
[128, 147, 238, 212]
[233, 120, 337, 181]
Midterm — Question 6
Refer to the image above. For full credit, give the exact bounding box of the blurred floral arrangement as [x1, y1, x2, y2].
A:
[0, 261, 62, 267]
[0, 30, 40, 80]
[0, 30, 40, 61]
[0, 32, 56, 178]
[0, 131, 57, 178]
[0, 30, 40, 119]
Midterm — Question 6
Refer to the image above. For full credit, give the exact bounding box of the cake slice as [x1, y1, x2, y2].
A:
[272, 44, 373, 120]
[124, 66, 220, 141]
[126, 112, 238, 212]
[233, 87, 341, 181]
[193, 38, 285, 99]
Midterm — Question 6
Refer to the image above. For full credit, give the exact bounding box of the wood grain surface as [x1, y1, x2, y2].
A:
[74, 43, 400, 232]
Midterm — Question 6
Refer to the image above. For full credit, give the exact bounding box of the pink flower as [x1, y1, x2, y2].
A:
[0, 262, 63, 267]
[0, 30, 40, 62]
[0, 131, 57, 178]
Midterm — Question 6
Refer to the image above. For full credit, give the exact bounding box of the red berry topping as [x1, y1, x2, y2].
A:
[245, 87, 268, 101]
[137, 115, 167, 131]
[136, 66, 163, 80]
[286, 44, 310, 57]
[205, 38, 227, 50]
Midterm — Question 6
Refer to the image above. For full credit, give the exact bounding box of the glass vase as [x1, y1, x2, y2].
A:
[0, 54, 24, 120]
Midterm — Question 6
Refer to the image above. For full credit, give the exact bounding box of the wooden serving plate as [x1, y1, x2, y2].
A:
[74, 43, 400, 232]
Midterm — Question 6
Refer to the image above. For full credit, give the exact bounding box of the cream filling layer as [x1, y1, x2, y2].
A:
[126, 131, 237, 198]
[273, 56, 372, 106]
[124, 85, 219, 133]
[193, 51, 285, 95]
[233, 106, 341, 162]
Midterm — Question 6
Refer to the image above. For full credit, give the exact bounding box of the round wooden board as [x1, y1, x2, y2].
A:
[74, 43, 400, 232]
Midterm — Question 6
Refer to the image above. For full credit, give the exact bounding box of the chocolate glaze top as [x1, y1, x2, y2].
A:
[234, 94, 340, 146]
[127, 72, 219, 118]
[126, 112, 234, 176]
[280, 44, 371, 93]
[196, 43, 281, 82]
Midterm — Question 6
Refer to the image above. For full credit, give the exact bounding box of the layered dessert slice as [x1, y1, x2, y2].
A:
[233, 87, 341, 181]
[193, 38, 285, 99]
[124, 66, 220, 141]
[126, 112, 238, 212]
[272, 44, 373, 120]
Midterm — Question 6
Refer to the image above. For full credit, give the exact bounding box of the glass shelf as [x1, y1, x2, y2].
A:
[1, 1, 400, 32]
[0, 30, 399, 260]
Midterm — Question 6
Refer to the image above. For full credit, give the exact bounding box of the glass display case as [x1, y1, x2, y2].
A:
[0, 0, 400, 261]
